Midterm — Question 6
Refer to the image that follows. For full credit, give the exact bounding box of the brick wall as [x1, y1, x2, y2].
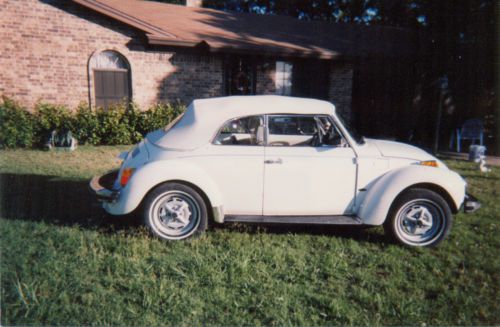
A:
[328, 62, 354, 121]
[0, 0, 351, 111]
[159, 53, 223, 103]
[0, 0, 224, 109]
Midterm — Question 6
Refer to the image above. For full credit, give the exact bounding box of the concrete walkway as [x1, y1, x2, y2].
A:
[439, 151, 500, 166]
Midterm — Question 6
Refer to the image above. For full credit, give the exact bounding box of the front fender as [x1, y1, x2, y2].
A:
[103, 159, 224, 218]
[358, 165, 466, 225]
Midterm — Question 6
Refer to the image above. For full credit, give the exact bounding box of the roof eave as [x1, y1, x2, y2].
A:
[72, 0, 176, 39]
[147, 34, 343, 60]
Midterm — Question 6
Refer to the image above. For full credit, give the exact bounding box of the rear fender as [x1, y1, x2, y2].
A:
[104, 159, 224, 219]
[358, 165, 466, 225]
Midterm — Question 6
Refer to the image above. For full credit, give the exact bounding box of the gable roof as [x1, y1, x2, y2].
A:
[72, 0, 418, 59]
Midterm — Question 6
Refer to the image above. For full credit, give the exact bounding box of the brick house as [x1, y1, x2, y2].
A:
[0, 0, 417, 122]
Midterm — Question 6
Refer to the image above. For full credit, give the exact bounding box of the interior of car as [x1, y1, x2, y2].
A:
[214, 116, 264, 145]
[213, 114, 346, 147]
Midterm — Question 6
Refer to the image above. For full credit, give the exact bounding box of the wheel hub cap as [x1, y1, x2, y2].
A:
[159, 197, 193, 230]
[395, 199, 445, 246]
[402, 205, 433, 235]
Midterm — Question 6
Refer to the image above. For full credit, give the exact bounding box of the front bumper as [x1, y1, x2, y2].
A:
[89, 170, 120, 202]
[463, 193, 481, 213]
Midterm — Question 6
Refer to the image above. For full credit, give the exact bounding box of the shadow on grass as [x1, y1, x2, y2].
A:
[213, 222, 387, 244]
[0, 173, 386, 244]
[0, 173, 140, 232]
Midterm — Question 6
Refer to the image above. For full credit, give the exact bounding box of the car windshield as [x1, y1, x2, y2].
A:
[336, 114, 365, 144]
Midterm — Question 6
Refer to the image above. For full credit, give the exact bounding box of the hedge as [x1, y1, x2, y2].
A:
[0, 97, 185, 148]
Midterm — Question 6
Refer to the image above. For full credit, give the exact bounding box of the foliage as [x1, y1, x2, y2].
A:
[0, 98, 186, 147]
[124, 102, 146, 144]
[138, 102, 185, 135]
[33, 102, 74, 145]
[0, 147, 499, 325]
[94, 104, 133, 145]
[0, 97, 34, 148]
[73, 103, 101, 145]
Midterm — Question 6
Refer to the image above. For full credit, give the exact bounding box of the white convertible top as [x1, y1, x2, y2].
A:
[147, 95, 336, 150]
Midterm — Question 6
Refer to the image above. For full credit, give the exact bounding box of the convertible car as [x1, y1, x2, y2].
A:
[90, 96, 480, 247]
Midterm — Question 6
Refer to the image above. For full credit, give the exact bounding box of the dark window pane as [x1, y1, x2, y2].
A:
[114, 71, 125, 98]
[269, 116, 318, 135]
[94, 70, 130, 108]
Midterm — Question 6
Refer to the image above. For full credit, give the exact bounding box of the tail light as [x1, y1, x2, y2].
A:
[120, 167, 135, 187]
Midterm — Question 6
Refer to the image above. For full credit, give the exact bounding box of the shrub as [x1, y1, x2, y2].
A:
[0, 97, 34, 148]
[94, 103, 133, 145]
[33, 102, 73, 145]
[73, 103, 100, 145]
[139, 102, 186, 135]
[123, 102, 145, 144]
[0, 97, 186, 148]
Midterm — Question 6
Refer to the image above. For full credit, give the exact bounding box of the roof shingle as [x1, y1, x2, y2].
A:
[72, 0, 419, 59]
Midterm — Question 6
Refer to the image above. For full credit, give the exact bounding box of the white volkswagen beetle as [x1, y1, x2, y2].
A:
[90, 96, 480, 247]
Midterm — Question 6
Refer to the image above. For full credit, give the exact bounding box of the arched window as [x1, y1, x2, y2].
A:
[90, 50, 131, 108]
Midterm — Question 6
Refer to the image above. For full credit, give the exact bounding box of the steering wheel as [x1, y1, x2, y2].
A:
[269, 141, 289, 146]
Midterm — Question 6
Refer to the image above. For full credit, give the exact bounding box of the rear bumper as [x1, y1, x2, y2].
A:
[89, 170, 120, 202]
[463, 193, 481, 213]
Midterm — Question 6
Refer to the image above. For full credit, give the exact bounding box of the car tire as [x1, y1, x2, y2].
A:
[143, 182, 208, 240]
[384, 188, 452, 247]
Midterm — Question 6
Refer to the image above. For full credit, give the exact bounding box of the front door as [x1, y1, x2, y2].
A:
[263, 115, 357, 216]
[292, 59, 330, 100]
[224, 57, 256, 95]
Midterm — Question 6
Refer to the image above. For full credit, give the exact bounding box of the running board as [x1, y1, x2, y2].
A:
[224, 215, 362, 225]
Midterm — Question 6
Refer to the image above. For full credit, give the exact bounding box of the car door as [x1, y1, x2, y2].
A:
[199, 115, 265, 215]
[263, 114, 357, 216]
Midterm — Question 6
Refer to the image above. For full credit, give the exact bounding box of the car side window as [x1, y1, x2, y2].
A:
[316, 116, 346, 147]
[267, 115, 317, 146]
[213, 115, 265, 146]
[267, 115, 346, 147]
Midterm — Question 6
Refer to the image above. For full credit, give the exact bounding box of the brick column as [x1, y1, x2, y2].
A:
[328, 62, 354, 121]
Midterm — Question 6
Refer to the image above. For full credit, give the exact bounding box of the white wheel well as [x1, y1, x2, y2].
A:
[143, 180, 214, 220]
[395, 183, 458, 213]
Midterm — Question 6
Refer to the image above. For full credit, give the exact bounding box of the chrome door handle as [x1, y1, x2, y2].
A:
[264, 158, 283, 164]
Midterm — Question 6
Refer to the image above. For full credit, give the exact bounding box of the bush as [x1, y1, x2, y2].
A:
[33, 102, 73, 145]
[123, 102, 145, 144]
[139, 102, 185, 135]
[0, 97, 186, 148]
[0, 97, 34, 148]
[73, 103, 100, 145]
[95, 103, 134, 145]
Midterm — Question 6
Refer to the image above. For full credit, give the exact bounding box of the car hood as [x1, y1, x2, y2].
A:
[367, 139, 435, 161]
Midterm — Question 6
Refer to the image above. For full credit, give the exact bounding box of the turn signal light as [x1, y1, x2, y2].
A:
[418, 160, 438, 168]
[120, 168, 135, 187]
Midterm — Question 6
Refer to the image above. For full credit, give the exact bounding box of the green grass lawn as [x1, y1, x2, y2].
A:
[1, 146, 499, 326]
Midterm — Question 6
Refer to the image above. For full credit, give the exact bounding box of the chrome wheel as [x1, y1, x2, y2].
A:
[394, 199, 446, 246]
[149, 191, 201, 240]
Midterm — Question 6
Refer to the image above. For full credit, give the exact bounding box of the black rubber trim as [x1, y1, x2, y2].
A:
[225, 215, 362, 225]
[463, 193, 481, 213]
[89, 170, 120, 202]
